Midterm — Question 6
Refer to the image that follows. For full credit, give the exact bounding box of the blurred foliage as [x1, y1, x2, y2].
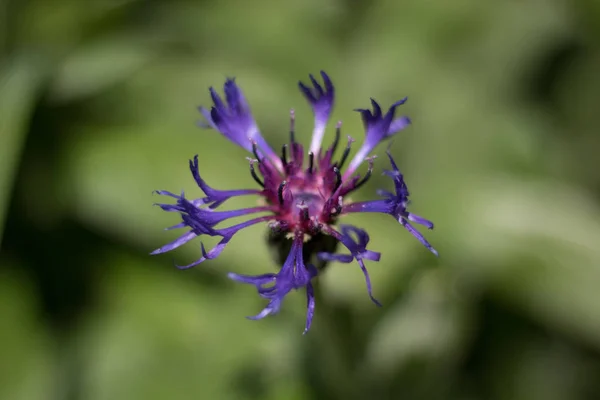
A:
[2, 0, 600, 399]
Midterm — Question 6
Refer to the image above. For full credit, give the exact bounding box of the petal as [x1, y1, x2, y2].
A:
[317, 252, 354, 263]
[299, 71, 335, 154]
[407, 213, 434, 229]
[356, 259, 382, 307]
[198, 79, 280, 168]
[174, 235, 232, 269]
[386, 116, 411, 138]
[246, 300, 280, 320]
[303, 282, 316, 335]
[340, 224, 370, 248]
[173, 215, 274, 269]
[189, 155, 261, 206]
[400, 219, 438, 256]
[344, 98, 408, 179]
[321, 225, 382, 265]
[343, 199, 393, 214]
[227, 272, 276, 286]
[150, 231, 196, 255]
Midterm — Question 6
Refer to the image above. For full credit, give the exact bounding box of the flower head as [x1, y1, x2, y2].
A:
[152, 71, 436, 333]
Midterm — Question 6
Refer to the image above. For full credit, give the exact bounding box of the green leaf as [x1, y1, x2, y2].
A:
[0, 54, 48, 245]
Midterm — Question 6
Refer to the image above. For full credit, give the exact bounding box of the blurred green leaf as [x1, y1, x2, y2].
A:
[0, 267, 53, 400]
[49, 35, 158, 102]
[0, 54, 48, 245]
[79, 250, 308, 400]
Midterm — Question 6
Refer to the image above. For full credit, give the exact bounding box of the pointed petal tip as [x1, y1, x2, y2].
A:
[372, 297, 383, 307]
[393, 97, 408, 107]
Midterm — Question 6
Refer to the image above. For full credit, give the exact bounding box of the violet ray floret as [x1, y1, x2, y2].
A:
[344, 98, 410, 180]
[152, 71, 437, 333]
[343, 151, 438, 256]
[228, 233, 318, 333]
[319, 225, 382, 306]
[298, 71, 335, 154]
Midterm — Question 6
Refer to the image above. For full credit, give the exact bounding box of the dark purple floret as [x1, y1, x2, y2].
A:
[152, 72, 436, 333]
[229, 232, 318, 333]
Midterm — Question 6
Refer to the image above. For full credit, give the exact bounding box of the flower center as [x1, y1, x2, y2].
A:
[292, 190, 325, 218]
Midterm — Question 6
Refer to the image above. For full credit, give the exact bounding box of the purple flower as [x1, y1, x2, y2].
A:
[152, 72, 436, 333]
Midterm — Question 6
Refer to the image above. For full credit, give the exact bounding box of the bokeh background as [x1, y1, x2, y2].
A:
[2, 0, 600, 399]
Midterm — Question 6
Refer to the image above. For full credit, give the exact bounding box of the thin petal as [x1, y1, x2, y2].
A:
[189, 155, 261, 206]
[343, 200, 392, 214]
[357, 259, 382, 307]
[303, 282, 316, 335]
[299, 71, 335, 154]
[386, 116, 411, 137]
[401, 219, 438, 256]
[344, 98, 408, 179]
[151, 231, 196, 255]
[407, 213, 434, 229]
[227, 272, 276, 286]
[317, 252, 353, 263]
[198, 79, 281, 168]
[173, 216, 274, 269]
[246, 302, 278, 320]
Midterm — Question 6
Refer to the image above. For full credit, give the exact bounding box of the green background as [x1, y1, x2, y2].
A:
[2, 0, 600, 399]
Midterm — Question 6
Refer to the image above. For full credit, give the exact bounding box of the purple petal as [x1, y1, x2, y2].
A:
[247, 301, 280, 320]
[400, 219, 438, 256]
[189, 155, 261, 206]
[386, 116, 411, 137]
[153, 190, 180, 199]
[227, 272, 276, 286]
[407, 213, 434, 229]
[343, 199, 392, 214]
[320, 224, 382, 265]
[172, 216, 274, 269]
[165, 222, 186, 231]
[198, 79, 280, 168]
[340, 224, 370, 248]
[317, 252, 354, 263]
[356, 259, 382, 307]
[299, 71, 335, 154]
[303, 282, 315, 334]
[174, 235, 232, 269]
[344, 98, 408, 180]
[151, 231, 196, 255]
[230, 234, 317, 327]
[341, 151, 437, 256]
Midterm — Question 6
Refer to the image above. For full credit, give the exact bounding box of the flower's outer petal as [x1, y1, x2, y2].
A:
[342, 151, 437, 256]
[400, 219, 439, 256]
[198, 79, 281, 169]
[317, 252, 354, 263]
[407, 213, 434, 229]
[150, 231, 196, 255]
[386, 116, 411, 138]
[165, 222, 186, 231]
[246, 301, 280, 320]
[303, 282, 316, 335]
[227, 272, 276, 286]
[342, 199, 392, 214]
[344, 98, 408, 180]
[189, 155, 261, 206]
[171, 216, 274, 269]
[340, 224, 370, 248]
[299, 71, 335, 154]
[230, 235, 317, 326]
[357, 259, 382, 307]
[174, 235, 233, 270]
